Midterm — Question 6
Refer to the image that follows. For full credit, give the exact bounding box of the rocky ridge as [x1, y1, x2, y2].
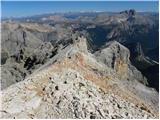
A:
[0, 37, 158, 118]
[1, 10, 159, 91]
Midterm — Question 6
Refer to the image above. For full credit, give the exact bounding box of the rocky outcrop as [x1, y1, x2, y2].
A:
[94, 41, 147, 84]
[94, 41, 129, 80]
[120, 9, 136, 16]
[1, 23, 62, 89]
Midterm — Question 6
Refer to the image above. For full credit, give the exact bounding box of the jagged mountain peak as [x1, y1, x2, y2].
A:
[135, 42, 145, 60]
[120, 9, 136, 16]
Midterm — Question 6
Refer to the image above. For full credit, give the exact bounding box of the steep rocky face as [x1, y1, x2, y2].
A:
[134, 42, 145, 60]
[126, 42, 159, 91]
[94, 41, 147, 84]
[1, 22, 73, 89]
[1, 37, 158, 118]
[126, 42, 145, 61]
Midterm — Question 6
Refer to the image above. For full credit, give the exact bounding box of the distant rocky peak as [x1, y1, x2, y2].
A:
[120, 9, 136, 16]
[129, 9, 136, 16]
[135, 42, 145, 60]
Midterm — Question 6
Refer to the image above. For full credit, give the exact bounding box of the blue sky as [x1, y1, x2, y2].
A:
[1, 1, 159, 17]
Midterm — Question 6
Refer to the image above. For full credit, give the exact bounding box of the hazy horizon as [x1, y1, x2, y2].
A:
[2, 1, 159, 18]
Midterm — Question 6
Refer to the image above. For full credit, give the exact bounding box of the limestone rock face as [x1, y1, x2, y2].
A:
[94, 41, 147, 84]
[1, 23, 58, 89]
[0, 39, 158, 119]
[95, 41, 130, 69]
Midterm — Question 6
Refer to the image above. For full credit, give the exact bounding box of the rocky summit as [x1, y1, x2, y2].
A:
[0, 10, 159, 119]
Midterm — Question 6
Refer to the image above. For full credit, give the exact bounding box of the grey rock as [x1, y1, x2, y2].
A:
[94, 41, 147, 84]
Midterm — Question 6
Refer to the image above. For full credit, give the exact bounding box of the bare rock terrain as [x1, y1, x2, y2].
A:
[1, 10, 159, 118]
[0, 37, 158, 118]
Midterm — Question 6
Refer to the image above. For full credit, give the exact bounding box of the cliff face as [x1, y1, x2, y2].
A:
[1, 22, 70, 89]
[1, 37, 158, 119]
[94, 41, 147, 84]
